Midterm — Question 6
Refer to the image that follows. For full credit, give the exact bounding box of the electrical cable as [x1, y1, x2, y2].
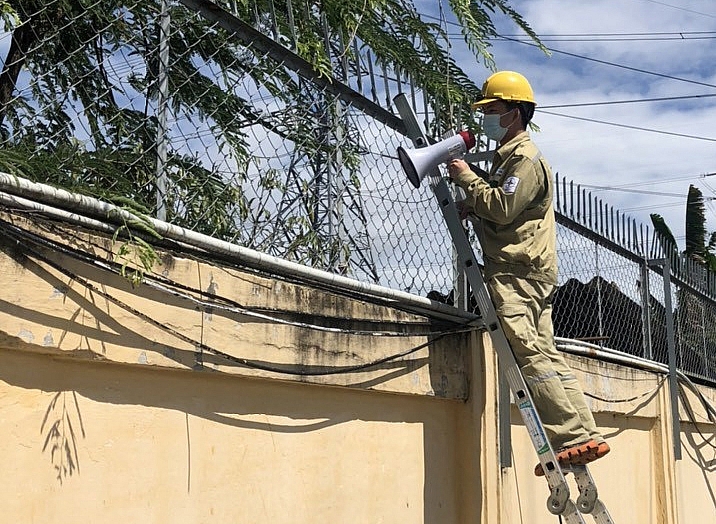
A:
[496, 34, 716, 91]
[540, 93, 716, 109]
[638, 0, 716, 19]
[419, 9, 716, 38]
[565, 185, 698, 199]
[1, 216, 470, 338]
[679, 383, 716, 452]
[621, 201, 687, 213]
[537, 109, 716, 142]
[583, 376, 666, 403]
[0, 176, 480, 326]
[559, 338, 716, 450]
[490, 34, 716, 42]
[0, 217, 476, 376]
[678, 373, 716, 423]
[418, 13, 716, 159]
[573, 172, 716, 191]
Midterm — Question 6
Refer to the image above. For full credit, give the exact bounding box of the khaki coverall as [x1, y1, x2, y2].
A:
[453, 131, 603, 451]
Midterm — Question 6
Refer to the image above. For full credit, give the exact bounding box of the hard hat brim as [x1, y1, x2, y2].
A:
[471, 98, 500, 110]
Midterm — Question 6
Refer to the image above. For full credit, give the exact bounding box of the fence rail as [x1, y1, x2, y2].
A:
[1, 0, 714, 386]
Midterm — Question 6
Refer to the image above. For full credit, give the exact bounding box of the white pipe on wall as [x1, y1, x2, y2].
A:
[0, 174, 480, 325]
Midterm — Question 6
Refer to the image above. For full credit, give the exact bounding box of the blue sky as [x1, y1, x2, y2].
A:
[418, 0, 716, 248]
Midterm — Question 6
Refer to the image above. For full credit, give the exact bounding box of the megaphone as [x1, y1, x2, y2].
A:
[397, 131, 476, 188]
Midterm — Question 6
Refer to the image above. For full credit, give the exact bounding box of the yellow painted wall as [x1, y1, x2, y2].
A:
[1, 212, 714, 523]
[0, 349, 470, 524]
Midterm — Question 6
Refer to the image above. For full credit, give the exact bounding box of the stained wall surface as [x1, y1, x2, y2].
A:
[1, 212, 714, 523]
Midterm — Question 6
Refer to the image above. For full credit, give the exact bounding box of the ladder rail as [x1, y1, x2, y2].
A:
[433, 176, 581, 520]
[438, 171, 615, 524]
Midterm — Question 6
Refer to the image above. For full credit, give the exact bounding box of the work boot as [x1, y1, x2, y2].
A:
[534, 440, 610, 476]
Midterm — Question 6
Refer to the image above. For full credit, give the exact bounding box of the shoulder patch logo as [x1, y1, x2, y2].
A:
[502, 176, 520, 194]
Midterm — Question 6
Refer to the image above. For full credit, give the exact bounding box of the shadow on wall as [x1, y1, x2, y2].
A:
[41, 391, 86, 485]
[681, 425, 716, 509]
[0, 347, 465, 522]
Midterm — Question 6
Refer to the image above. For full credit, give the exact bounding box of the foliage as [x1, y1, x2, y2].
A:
[684, 184, 716, 271]
[0, 0, 543, 277]
[650, 212, 678, 255]
[241, 0, 544, 132]
[651, 184, 716, 272]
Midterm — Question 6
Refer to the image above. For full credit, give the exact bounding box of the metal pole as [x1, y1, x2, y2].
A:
[331, 98, 347, 273]
[452, 184, 469, 311]
[155, 0, 171, 221]
[640, 258, 653, 360]
[595, 242, 604, 348]
[652, 257, 681, 460]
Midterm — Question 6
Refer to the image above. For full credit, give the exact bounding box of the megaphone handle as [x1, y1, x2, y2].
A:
[451, 184, 482, 232]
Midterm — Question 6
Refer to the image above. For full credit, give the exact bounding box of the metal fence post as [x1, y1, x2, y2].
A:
[594, 242, 605, 347]
[155, 0, 171, 221]
[640, 258, 653, 360]
[452, 186, 469, 312]
[650, 257, 681, 460]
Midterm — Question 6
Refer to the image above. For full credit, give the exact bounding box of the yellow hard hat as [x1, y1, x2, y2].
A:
[472, 71, 535, 108]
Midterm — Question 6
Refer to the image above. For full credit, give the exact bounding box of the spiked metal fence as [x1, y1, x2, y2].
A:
[1, 0, 715, 386]
[554, 175, 716, 385]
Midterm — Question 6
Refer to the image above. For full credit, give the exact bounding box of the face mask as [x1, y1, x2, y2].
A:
[482, 110, 514, 142]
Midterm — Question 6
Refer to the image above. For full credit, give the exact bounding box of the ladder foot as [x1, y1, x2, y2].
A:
[546, 484, 570, 515]
[576, 492, 597, 514]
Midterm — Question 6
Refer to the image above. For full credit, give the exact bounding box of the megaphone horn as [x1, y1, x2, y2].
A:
[397, 131, 476, 188]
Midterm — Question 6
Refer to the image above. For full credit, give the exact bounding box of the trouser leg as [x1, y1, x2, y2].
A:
[533, 286, 603, 445]
[488, 275, 602, 450]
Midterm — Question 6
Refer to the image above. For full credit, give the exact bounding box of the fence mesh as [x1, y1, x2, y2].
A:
[0, 0, 459, 294]
[554, 177, 716, 385]
[1, 0, 715, 384]
[554, 227, 647, 357]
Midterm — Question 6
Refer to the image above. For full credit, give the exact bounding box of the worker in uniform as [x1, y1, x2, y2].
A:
[447, 71, 610, 475]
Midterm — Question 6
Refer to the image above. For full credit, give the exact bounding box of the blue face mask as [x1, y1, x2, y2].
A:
[482, 110, 515, 142]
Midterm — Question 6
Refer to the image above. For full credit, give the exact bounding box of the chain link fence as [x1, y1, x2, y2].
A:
[0, 0, 462, 294]
[1, 0, 715, 385]
[554, 176, 716, 384]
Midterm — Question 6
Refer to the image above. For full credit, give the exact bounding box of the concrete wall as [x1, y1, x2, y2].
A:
[0, 212, 714, 523]
[0, 349, 474, 523]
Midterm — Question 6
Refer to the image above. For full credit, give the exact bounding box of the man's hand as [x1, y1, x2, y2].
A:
[447, 158, 469, 179]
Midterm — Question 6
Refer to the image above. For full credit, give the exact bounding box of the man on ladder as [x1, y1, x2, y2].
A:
[446, 70, 610, 476]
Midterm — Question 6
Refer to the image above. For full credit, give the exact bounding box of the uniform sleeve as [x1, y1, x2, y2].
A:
[453, 156, 542, 225]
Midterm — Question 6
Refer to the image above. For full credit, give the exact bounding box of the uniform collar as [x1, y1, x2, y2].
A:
[495, 131, 530, 161]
